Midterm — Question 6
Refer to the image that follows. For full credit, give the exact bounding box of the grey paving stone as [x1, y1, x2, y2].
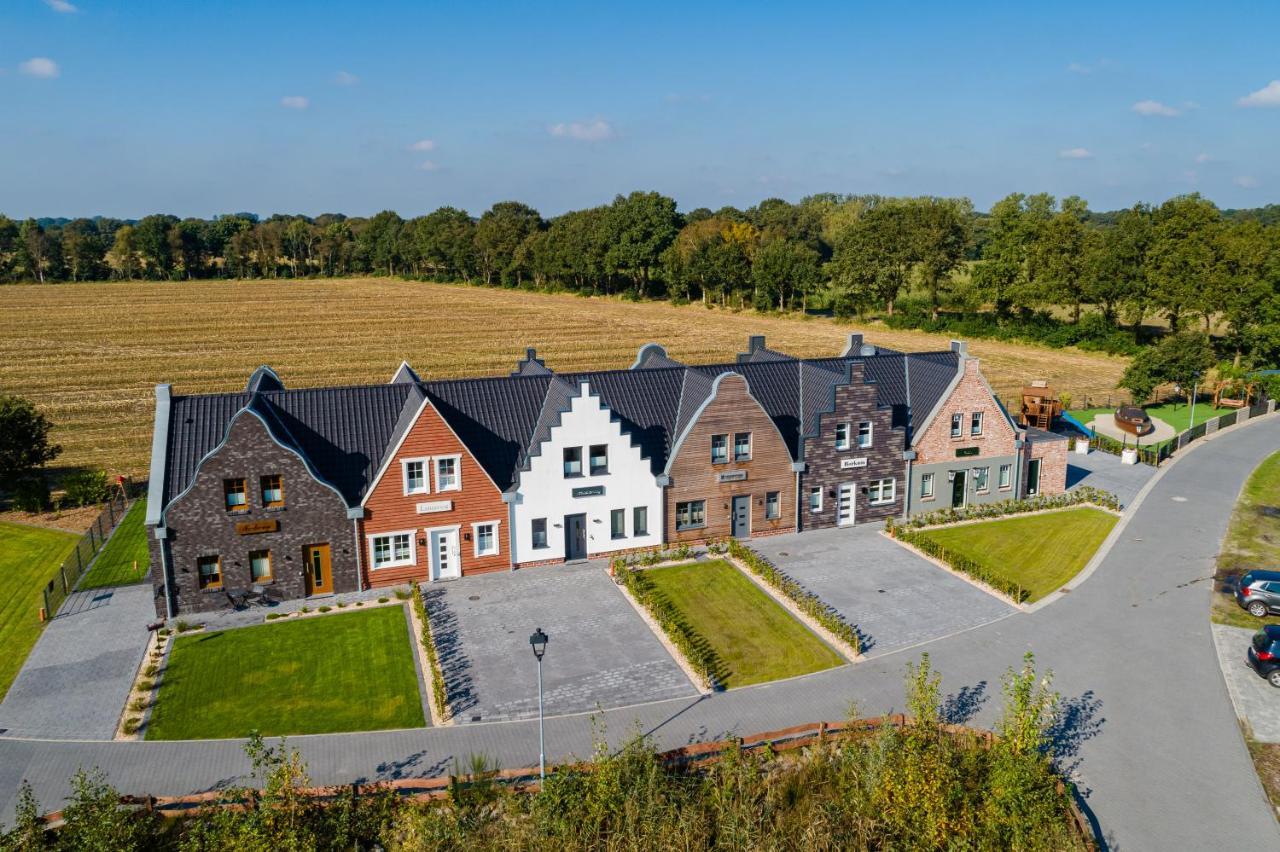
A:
[1213, 623, 1280, 743]
[1065, 448, 1157, 508]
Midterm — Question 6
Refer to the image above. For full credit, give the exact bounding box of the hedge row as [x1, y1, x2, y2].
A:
[891, 529, 1030, 604]
[725, 539, 862, 656]
[883, 305, 1143, 357]
[412, 584, 451, 721]
[886, 486, 1121, 532]
[613, 559, 718, 689]
[612, 542, 695, 568]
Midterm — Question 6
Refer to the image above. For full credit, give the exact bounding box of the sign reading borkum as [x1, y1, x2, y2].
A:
[840, 457, 868, 469]
[717, 470, 748, 483]
[235, 518, 279, 535]
[415, 500, 453, 514]
[572, 485, 605, 498]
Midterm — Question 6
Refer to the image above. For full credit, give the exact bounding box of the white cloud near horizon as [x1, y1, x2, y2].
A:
[549, 118, 616, 142]
[1058, 147, 1093, 160]
[43, 0, 77, 12]
[1235, 175, 1259, 188]
[409, 139, 436, 151]
[1238, 81, 1280, 108]
[333, 71, 359, 86]
[1132, 99, 1180, 117]
[280, 95, 309, 110]
[19, 57, 59, 78]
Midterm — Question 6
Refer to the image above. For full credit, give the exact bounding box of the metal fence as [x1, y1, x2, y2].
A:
[1086, 399, 1276, 467]
[40, 489, 133, 619]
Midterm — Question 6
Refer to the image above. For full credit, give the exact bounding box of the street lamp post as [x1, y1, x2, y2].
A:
[529, 628, 548, 779]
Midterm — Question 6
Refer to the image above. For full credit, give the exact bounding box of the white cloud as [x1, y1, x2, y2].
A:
[408, 139, 436, 152]
[280, 95, 309, 110]
[1238, 80, 1280, 108]
[333, 71, 359, 86]
[19, 57, 59, 78]
[416, 160, 440, 172]
[1132, 99, 1180, 117]
[548, 118, 616, 142]
[1235, 175, 1259, 189]
[43, 0, 77, 12]
[1195, 152, 1213, 164]
[1058, 147, 1093, 160]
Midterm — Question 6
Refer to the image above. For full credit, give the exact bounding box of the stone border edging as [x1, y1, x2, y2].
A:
[608, 565, 715, 695]
[406, 593, 450, 727]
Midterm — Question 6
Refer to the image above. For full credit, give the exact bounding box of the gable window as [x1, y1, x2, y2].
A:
[611, 508, 626, 539]
[765, 491, 780, 519]
[589, 445, 609, 476]
[734, 432, 752, 462]
[402, 458, 429, 495]
[435, 455, 461, 492]
[563, 447, 583, 477]
[808, 486, 823, 513]
[531, 518, 548, 549]
[223, 478, 247, 512]
[260, 474, 284, 508]
[711, 434, 729, 464]
[971, 411, 984, 437]
[633, 506, 648, 537]
[974, 466, 990, 493]
[921, 472, 935, 500]
[834, 423, 851, 451]
[370, 531, 414, 569]
[950, 413, 963, 439]
[249, 549, 273, 583]
[998, 463, 1013, 490]
[473, 522, 499, 557]
[868, 478, 896, 505]
[197, 555, 222, 590]
[857, 421, 873, 448]
[675, 500, 706, 530]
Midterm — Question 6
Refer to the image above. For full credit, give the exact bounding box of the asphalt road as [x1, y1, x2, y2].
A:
[2, 414, 1277, 849]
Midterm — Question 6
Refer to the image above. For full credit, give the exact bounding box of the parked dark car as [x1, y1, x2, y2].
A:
[1247, 626, 1280, 688]
[1235, 570, 1280, 618]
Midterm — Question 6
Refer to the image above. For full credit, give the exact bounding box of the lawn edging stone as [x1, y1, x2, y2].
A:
[116, 628, 171, 740]
[410, 584, 452, 726]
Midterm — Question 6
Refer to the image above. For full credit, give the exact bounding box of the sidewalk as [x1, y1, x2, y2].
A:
[1212, 623, 1280, 742]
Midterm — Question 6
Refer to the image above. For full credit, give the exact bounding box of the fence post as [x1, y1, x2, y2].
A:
[43, 587, 51, 619]
[107, 499, 116, 528]
[61, 565, 69, 594]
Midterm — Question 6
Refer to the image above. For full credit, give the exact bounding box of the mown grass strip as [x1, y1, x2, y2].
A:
[0, 522, 80, 700]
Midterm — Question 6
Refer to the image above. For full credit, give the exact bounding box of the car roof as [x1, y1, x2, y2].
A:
[1264, 625, 1280, 639]
[1245, 570, 1280, 582]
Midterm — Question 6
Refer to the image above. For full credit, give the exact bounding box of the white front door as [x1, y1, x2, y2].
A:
[429, 528, 461, 581]
[837, 483, 856, 527]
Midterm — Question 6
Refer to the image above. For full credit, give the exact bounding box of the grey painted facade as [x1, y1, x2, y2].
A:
[909, 454, 1021, 512]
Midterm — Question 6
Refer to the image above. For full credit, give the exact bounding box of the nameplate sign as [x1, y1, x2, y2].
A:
[572, 485, 605, 498]
[955, 446, 980, 458]
[416, 500, 453, 514]
[840, 457, 868, 469]
[235, 518, 279, 536]
[717, 470, 748, 483]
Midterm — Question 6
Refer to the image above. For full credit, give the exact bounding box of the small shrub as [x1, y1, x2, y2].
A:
[355, 601, 364, 607]
[11, 475, 50, 513]
[266, 612, 284, 620]
[394, 588, 411, 600]
[336, 601, 347, 608]
[317, 605, 331, 613]
[413, 585, 451, 720]
[301, 606, 311, 614]
[129, 698, 148, 713]
[174, 619, 198, 633]
[156, 628, 171, 637]
[121, 717, 141, 735]
[136, 679, 154, 692]
[143, 664, 159, 678]
[62, 469, 112, 507]
[378, 597, 389, 604]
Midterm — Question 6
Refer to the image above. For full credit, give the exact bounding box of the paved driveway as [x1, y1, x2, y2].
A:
[0, 584, 153, 740]
[1066, 448, 1156, 508]
[750, 525, 1016, 658]
[1213, 623, 1280, 742]
[424, 561, 698, 723]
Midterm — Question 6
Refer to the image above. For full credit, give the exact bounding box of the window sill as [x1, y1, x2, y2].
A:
[199, 586, 224, 594]
[263, 505, 286, 512]
[590, 470, 609, 477]
[611, 535, 626, 541]
[734, 457, 752, 463]
[225, 508, 249, 515]
[404, 490, 431, 498]
[711, 459, 729, 466]
[532, 544, 549, 550]
[370, 562, 415, 571]
[675, 525, 706, 532]
[563, 473, 584, 479]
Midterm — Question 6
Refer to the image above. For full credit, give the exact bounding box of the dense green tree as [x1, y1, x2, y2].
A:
[910, 197, 973, 320]
[60, 218, 106, 281]
[1028, 197, 1090, 321]
[605, 191, 680, 296]
[0, 395, 61, 492]
[1146, 194, 1221, 333]
[751, 237, 820, 311]
[827, 199, 915, 316]
[474, 202, 542, 285]
[105, 224, 142, 279]
[15, 219, 52, 283]
[359, 210, 405, 276]
[132, 214, 179, 279]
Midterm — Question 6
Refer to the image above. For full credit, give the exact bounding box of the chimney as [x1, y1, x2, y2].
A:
[748, 335, 766, 353]
[950, 340, 968, 357]
[844, 333, 863, 356]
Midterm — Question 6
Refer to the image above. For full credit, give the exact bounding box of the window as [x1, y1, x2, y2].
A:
[921, 472, 935, 500]
[633, 506, 648, 536]
[370, 532, 414, 569]
[675, 500, 706, 530]
[402, 458, 429, 495]
[589, 444, 609, 476]
[563, 447, 583, 477]
[971, 411, 984, 437]
[711, 433, 729, 464]
[974, 466, 990, 493]
[834, 423, 851, 450]
[998, 463, 1012, 490]
[611, 508, 626, 539]
[249, 549, 273, 582]
[531, 518, 548, 549]
[808, 486, 823, 513]
[868, 478, 896, 505]
[473, 522, 499, 557]
[950, 413, 963, 439]
[223, 478, 247, 512]
[435, 456, 460, 492]
[857, 421, 873, 448]
[197, 555, 222, 590]
[734, 432, 752, 461]
[259, 474, 284, 508]
[765, 491, 780, 519]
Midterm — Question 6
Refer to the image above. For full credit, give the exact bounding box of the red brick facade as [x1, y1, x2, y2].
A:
[914, 358, 1019, 465]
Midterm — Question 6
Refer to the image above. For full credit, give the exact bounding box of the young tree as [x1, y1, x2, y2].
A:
[105, 224, 142, 279]
[15, 219, 50, 283]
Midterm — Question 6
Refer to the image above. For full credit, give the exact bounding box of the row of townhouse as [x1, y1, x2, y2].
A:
[144, 335, 1067, 618]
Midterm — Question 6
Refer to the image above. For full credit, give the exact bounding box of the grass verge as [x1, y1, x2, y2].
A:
[78, 499, 149, 589]
[641, 560, 843, 688]
[145, 606, 424, 739]
[0, 522, 79, 700]
[1212, 451, 1280, 630]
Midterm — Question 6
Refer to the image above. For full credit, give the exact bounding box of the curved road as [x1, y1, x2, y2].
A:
[2, 415, 1278, 848]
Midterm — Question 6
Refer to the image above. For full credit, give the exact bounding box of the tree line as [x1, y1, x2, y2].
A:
[4, 191, 1279, 365]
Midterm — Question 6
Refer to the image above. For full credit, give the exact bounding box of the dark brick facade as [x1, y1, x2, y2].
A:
[800, 365, 906, 529]
[148, 412, 358, 618]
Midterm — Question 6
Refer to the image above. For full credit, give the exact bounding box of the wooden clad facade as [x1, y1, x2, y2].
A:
[665, 374, 796, 543]
[360, 399, 508, 586]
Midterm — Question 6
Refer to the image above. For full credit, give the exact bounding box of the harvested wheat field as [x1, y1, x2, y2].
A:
[0, 279, 1128, 479]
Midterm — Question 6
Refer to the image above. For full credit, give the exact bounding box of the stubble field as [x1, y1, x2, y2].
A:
[0, 278, 1128, 479]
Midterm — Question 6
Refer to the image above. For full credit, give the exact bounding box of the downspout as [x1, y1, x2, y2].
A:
[902, 454, 914, 520]
[503, 488, 518, 571]
[903, 356, 914, 520]
[347, 507, 366, 591]
[156, 530, 174, 620]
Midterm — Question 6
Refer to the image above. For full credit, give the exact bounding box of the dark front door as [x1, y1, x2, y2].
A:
[950, 471, 966, 508]
[731, 495, 751, 538]
[1027, 458, 1041, 496]
[564, 513, 587, 561]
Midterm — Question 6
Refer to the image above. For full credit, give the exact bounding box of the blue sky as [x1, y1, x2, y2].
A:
[2, 0, 1278, 218]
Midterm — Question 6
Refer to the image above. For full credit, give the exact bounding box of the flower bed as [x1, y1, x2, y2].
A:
[886, 486, 1120, 533]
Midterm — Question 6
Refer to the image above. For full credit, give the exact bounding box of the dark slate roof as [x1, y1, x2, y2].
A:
[1025, 425, 1069, 442]
[165, 391, 252, 508]
[630, 343, 684, 371]
[511, 348, 552, 377]
[561, 366, 686, 475]
[423, 373, 551, 490]
[389, 361, 422, 384]
[524, 375, 580, 466]
[245, 366, 284, 393]
[695, 360, 803, 456]
[798, 360, 849, 445]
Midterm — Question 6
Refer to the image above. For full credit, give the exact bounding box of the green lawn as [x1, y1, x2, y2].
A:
[914, 507, 1118, 603]
[1076, 400, 1235, 435]
[78, 498, 149, 589]
[1212, 451, 1280, 629]
[642, 560, 844, 688]
[0, 522, 79, 700]
[146, 606, 425, 740]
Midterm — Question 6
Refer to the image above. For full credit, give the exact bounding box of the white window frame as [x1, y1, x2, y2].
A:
[971, 411, 984, 437]
[402, 457, 431, 496]
[808, 486, 823, 513]
[950, 413, 963, 439]
[434, 454, 462, 493]
[857, 420, 873, 448]
[368, 529, 417, 570]
[974, 466, 990, 493]
[921, 472, 935, 500]
[868, 478, 896, 505]
[998, 463, 1012, 490]
[834, 423, 851, 451]
[471, 520, 500, 557]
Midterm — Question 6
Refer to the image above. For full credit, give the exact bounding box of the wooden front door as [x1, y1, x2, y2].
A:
[303, 544, 332, 595]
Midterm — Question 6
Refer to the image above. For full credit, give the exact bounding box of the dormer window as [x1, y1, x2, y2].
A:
[223, 478, 247, 512]
[834, 423, 851, 450]
[711, 434, 729, 464]
[734, 432, 752, 462]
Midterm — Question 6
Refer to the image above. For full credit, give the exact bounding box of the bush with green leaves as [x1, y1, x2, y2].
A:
[887, 486, 1121, 533]
[413, 584, 450, 720]
[61, 469, 111, 507]
[9, 475, 49, 513]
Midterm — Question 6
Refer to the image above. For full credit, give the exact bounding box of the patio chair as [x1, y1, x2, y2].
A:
[224, 589, 249, 611]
